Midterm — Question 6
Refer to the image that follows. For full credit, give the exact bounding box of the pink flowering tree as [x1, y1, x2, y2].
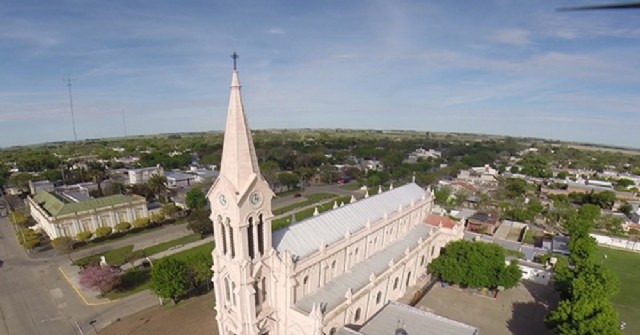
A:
[79, 265, 121, 296]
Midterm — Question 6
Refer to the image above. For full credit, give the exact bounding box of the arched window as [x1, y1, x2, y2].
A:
[406, 271, 412, 287]
[247, 217, 255, 259]
[261, 277, 267, 302]
[420, 255, 425, 266]
[354, 247, 359, 262]
[431, 245, 435, 256]
[227, 218, 235, 258]
[224, 277, 231, 302]
[329, 328, 337, 335]
[257, 214, 265, 255]
[303, 275, 309, 294]
[231, 282, 237, 306]
[354, 308, 362, 322]
[393, 277, 399, 290]
[376, 291, 382, 304]
[219, 216, 227, 255]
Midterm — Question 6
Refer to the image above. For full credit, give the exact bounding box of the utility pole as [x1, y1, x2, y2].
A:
[122, 109, 128, 137]
[65, 77, 78, 141]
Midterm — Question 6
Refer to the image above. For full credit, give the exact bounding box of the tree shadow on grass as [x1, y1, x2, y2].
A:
[507, 281, 559, 335]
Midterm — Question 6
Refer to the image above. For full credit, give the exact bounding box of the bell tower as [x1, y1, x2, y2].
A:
[209, 52, 275, 335]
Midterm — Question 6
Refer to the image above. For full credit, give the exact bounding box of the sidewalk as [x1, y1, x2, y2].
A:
[59, 236, 215, 306]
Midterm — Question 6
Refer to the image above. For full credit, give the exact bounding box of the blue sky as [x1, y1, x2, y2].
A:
[2, 1, 640, 148]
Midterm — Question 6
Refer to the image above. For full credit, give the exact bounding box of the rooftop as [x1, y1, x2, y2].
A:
[349, 302, 479, 335]
[272, 183, 427, 259]
[424, 214, 457, 229]
[294, 224, 434, 314]
[32, 191, 145, 217]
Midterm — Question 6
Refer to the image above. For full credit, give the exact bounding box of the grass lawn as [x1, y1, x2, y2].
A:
[75, 234, 203, 267]
[140, 234, 202, 257]
[106, 243, 215, 300]
[272, 193, 337, 216]
[272, 195, 352, 230]
[596, 246, 640, 335]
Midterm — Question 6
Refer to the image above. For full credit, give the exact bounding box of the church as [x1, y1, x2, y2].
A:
[208, 56, 476, 335]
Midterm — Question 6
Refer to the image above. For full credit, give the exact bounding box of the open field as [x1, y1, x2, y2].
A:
[596, 247, 640, 334]
[418, 282, 557, 335]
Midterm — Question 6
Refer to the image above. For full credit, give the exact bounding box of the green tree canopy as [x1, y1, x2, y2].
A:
[427, 240, 521, 290]
[150, 258, 191, 303]
[186, 188, 207, 210]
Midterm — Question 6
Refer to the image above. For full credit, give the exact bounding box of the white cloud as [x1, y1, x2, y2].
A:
[489, 29, 531, 46]
[267, 27, 285, 35]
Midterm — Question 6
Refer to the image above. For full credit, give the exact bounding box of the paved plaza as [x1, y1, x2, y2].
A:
[416, 282, 558, 335]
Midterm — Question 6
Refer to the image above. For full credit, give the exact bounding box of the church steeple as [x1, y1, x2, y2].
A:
[219, 53, 262, 196]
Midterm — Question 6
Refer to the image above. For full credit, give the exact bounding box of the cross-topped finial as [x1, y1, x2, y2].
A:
[231, 51, 239, 70]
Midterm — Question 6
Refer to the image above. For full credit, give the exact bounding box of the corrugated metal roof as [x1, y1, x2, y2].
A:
[294, 224, 434, 314]
[273, 183, 426, 259]
[33, 191, 144, 217]
[358, 302, 479, 335]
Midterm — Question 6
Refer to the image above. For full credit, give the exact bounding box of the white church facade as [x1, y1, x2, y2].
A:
[208, 57, 472, 335]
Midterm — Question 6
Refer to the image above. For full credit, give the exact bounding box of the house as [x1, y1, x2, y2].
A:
[542, 235, 570, 255]
[28, 191, 148, 239]
[165, 171, 196, 188]
[405, 148, 442, 163]
[466, 211, 500, 235]
[507, 258, 552, 285]
[28, 180, 55, 195]
[127, 165, 164, 185]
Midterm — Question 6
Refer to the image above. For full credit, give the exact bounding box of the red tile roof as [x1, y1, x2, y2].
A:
[424, 214, 457, 229]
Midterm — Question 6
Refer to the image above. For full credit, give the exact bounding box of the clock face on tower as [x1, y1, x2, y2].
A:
[249, 191, 263, 207]
[219, 194, 227, 207]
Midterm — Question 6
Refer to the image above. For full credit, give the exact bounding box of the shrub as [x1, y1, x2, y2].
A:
[132, 217, 150, 229]
[79, 265, 121, 295]
[95, 226, 113, 238]
[114, 221, 131, 233]
[150, 212, 165, 224]
[76, 231, 93, 242]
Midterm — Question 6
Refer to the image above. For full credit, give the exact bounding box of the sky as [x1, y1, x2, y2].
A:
[2, 1, 640, 148]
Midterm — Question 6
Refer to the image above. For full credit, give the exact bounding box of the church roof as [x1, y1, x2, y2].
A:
[355, 301, 479, 335]
[294, 223, 434, 314]
[218, 70, 262, 195]
[272, 183, 427, 259]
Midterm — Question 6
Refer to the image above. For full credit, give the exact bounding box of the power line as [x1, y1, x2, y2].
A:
[64, 77, 78, 141]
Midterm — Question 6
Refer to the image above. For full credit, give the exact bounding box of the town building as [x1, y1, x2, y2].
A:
[208, 64, 467, 335]
[28, 191, 148, 239]
[127, 165, 164, 185]
[165, 171, 196, 188]
[466, 211, 500, 235]
[405, 148, 442, 163]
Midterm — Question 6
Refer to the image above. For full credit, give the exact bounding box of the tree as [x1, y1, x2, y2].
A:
[161, 203, 180, 220]
[132, 217, 150, 229]
[427, 240, 521, 290]
[16, 229, 39, 249]
[596, 215, 624, 236]
[187, 209, 213, 236]
[79, 265, 121, 296]
[52, 236, 75, 261]
[505, 178, 528, 197]
[578, 204, 601, 223]
[618, 202, 632, 217]
[94, 226, 113, 239]
[9, 212, 29, 227]
[76, 231, 93, 242]
[150, 212, 165, 224]
[114, 221, 131, 233]
[147, 175, 168, 202]
[185, 253, 213, 289]
[86, 161, 108, 196]
[9, 172, 33, 192]
[277, 172, 299, 191]
[150, 258, 191, 304]
[556, 171, 569, 179]
[434, 187, 452, 206]
[186, 188, 207, 210]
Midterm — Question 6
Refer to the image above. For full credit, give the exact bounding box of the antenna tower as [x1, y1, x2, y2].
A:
[64, 77, 78, 141]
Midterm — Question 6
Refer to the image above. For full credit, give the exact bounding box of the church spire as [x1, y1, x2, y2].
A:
[219, 52, 261, 194]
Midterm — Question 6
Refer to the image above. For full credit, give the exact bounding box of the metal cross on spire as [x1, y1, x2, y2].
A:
[231, 51, 239, 70]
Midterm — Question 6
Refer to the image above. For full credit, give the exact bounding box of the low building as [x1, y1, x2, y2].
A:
[127, 165, 164, 185]
[405, 148, 442, 163]
[165, 171, 196, 188]
[507, 258, 552, 285]
[466, 211, 500, 235]
[28, 180, 54, 195]
[28, 191, 148, 239]
[336, 301, 479, 335]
